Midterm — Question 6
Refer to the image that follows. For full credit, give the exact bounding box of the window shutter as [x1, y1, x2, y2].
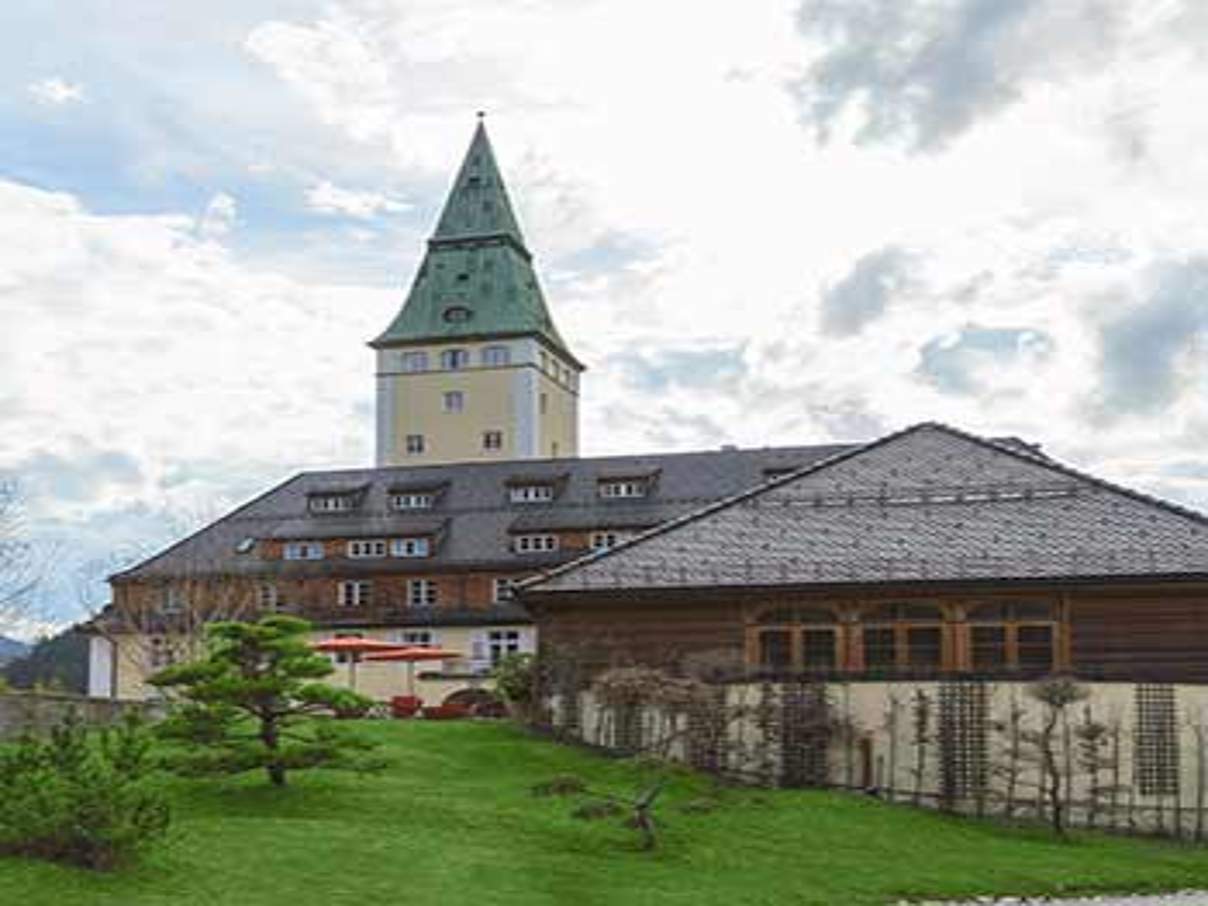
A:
[519, 630, 536, 654]
[470, 632, 489, 672]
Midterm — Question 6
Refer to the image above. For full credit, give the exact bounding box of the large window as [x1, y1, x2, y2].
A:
[284, 541, 324, 560]
[968, 601, 1056, 673]
[754, 607, 838, 672]
[746, 598, 1059, 675]
[860, 603, 944, 673]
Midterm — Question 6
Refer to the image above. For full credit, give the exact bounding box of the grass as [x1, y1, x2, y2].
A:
[3, 721, 1208, 905]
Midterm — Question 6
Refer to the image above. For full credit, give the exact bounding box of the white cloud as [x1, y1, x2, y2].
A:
[197, 192, 239, 239]
[305, 180, 410, 218]
[28, 77, 85, 106]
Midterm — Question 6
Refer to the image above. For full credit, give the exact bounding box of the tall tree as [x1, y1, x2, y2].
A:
[150, 616, 378, 786]
[0, 481, 40, 636]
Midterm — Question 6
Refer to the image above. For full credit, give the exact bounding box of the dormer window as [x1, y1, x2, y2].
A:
[590, 530, 636, 551]
[513, 534, 558, 553]
[310, 496, 350, 513]
[391, 537, 431, 558]
[347, 539, 387, 559]
[510, 484, 554, 503]
[443, 306, 472, 323]
[599, 479, 648, 499]
[284, 541, 325, 561]
[391, 492, 434, 511]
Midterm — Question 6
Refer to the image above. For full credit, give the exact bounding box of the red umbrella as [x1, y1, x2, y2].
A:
[364, 646, 463, 696]
[311, 637, 408, 691]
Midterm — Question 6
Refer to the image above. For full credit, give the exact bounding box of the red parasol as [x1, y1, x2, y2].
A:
[311, 637, 408, 690]
[364, 646, 463, 696]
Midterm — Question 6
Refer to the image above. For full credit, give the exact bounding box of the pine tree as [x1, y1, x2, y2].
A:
[149, 616, 378, 787]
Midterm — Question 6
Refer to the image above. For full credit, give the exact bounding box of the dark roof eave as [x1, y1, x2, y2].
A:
[522, 570, 1208, 605]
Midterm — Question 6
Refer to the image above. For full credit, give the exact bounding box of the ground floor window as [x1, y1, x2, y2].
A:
[488, 630, 521, 664]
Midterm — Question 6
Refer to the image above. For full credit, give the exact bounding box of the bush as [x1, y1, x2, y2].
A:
[491, 652, 536, 718]
[0, 710, 169, 870]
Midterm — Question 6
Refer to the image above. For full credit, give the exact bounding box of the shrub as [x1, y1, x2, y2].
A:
[492, 652, 536, 718]
[0, 710, 169, 870]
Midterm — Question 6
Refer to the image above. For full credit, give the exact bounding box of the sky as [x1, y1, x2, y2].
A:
[2, 0, 1207, 634]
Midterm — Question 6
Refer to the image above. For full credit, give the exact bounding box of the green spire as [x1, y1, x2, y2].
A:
[431, 119, 525, 245]
[371, 118, 580, 365]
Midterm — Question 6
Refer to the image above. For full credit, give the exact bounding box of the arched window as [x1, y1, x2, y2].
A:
[860, 603, 945, 673]
[752, 606, 839, 672]
[967, 600, 1056, 673]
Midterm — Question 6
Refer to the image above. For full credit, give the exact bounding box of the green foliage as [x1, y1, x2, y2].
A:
[149, 616, 379, 787]
[0, 710, 169, 870]
[491, 652, 535, 714]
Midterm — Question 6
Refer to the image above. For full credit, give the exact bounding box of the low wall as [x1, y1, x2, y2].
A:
[0, 692, 163, 740]
[546, 679, 1208, 838]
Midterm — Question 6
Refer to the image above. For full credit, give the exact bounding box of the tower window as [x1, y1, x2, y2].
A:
[483, 430, 503, 451]
[405, 434, 425, 455]
[442, 391, 464, 413]
[440, 349, 469, 370]
[481, 345, 510, 366]
[539, 393, 548, 415]
[400, 351, 428, 372]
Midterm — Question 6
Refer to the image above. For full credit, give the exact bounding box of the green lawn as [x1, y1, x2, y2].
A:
[3, 720, 1208, 905]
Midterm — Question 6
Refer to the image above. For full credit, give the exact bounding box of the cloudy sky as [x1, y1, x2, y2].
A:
[3, 0, 1207, 631]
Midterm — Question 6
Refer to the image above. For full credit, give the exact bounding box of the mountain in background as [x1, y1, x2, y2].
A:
[0, 636, 30, 665]
[2, 631, 88, 693]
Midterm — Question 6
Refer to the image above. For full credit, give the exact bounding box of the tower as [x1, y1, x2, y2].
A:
[371, 119, 584, 466]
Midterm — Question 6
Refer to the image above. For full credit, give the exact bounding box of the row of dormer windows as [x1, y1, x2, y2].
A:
[309, 476, 650, 515]
[280, 527, 637, 563]
[284, 538, 431, 561]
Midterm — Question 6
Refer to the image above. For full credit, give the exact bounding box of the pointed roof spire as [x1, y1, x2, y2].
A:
[431, 116, 526, 250]
[370, 118, 581, 367]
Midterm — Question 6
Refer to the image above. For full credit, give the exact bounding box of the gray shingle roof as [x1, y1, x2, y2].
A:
[112, 443, 853, 581]
[525, 423, 1208, 595]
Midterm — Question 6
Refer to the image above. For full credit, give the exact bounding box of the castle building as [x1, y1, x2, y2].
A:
[371, 119, 583, 467]
[86, 121, 846, 703]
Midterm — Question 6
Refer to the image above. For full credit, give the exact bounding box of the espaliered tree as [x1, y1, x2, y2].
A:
[149, 616, 378, 787]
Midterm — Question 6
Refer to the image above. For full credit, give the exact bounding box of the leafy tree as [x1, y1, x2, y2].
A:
[0, 710, 169, 870]
[492, 652, 536, 719]
[149, 616, 378, 787]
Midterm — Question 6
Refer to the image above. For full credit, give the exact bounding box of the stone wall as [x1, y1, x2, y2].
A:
[548, 679, 1208, 838]
[0, 691, 163, 740]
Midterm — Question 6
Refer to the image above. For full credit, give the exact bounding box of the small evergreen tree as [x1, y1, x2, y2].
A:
[149, 616, 378, 787]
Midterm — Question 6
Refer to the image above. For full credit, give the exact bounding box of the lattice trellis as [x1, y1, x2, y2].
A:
[778, 681, 832, 788]
[938, 682, 989, 801]
[1134, 684, 1179, 797]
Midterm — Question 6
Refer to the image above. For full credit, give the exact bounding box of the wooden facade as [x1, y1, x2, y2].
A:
[528, 579, 1208, 684]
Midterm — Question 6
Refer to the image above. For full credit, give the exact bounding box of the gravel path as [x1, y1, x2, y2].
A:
[931, 892, 1208, 905]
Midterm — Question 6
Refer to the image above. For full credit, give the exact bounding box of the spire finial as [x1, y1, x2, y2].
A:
[476, 110, 486, 122]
